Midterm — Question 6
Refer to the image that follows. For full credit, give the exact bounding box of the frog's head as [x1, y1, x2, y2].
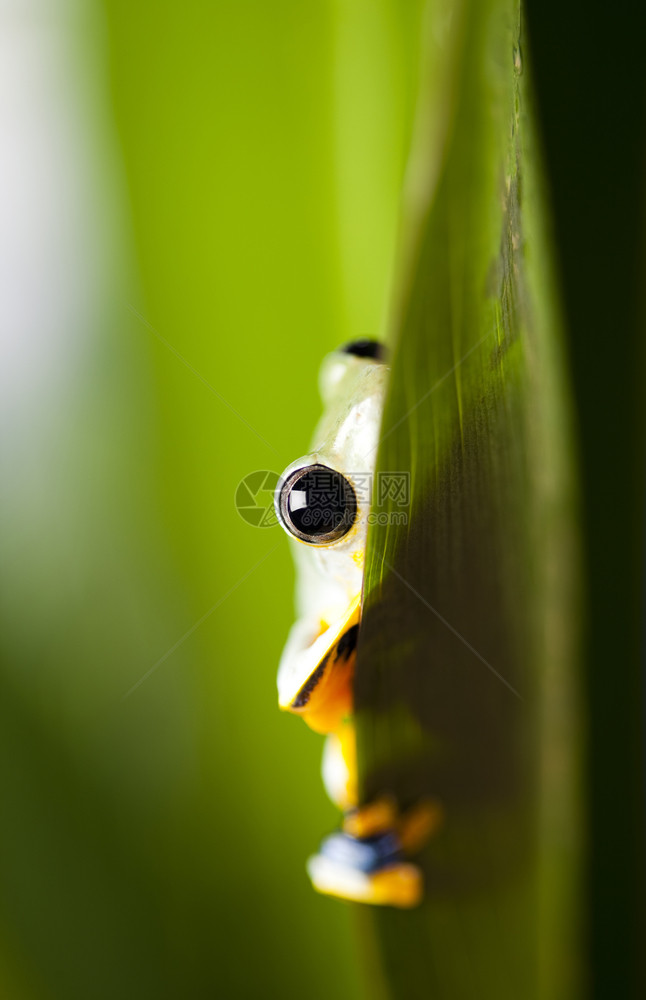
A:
[275, 339, 388, 562]
[274, 340, 389, 727]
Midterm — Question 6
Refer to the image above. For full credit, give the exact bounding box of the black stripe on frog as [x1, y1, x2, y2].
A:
[290, 624, 360, 709]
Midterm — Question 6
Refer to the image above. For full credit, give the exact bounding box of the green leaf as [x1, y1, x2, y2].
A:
[355, 2, 582, 996]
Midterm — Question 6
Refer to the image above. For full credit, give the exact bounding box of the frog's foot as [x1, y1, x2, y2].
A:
[307, 829, 423, 908]
[308, 798, 444, 907]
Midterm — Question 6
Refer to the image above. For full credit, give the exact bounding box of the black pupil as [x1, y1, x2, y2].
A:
[286, 467, 356, 539]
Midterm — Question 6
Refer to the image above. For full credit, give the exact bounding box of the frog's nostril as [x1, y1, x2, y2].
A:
[340, 339, 388, 362]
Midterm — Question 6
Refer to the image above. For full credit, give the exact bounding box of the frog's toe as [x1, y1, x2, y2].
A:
[342, 795, 398, 838]
[398, 798, 444, 853]
[306, 829, 423, 908]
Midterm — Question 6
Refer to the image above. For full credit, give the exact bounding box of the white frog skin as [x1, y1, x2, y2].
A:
[276, 350, 387, 721]
[274, 341, 441, 908]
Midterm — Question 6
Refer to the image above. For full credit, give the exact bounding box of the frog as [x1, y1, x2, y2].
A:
[273, 339, 442, 907]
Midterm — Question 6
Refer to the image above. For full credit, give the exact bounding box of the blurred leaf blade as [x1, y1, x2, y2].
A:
[0, 1, 427, 998]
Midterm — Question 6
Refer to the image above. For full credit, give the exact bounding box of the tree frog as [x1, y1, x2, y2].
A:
[274, 340, 441, 907]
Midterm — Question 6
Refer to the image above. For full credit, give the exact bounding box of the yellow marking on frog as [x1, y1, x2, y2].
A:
[285, 599, 360, 735]
[307, 855, 424, 908]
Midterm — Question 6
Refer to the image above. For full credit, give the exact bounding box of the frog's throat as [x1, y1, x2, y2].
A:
[278, 598, 361, 735]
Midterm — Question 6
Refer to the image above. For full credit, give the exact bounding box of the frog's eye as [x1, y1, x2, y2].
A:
[276, 464, 357, 545]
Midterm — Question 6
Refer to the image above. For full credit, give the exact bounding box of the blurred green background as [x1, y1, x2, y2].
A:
[0, 1, 426, 997]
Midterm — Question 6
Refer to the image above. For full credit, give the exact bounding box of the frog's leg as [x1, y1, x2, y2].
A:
[321, 723, 398, 833]
[278, 600, 360, 731]
[321, 720, 357, 811]
[321, 726, 442, 846]
[312, 720, 443, 908]
[307, 798, 442, 908]
[282, 609, 442, 907]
